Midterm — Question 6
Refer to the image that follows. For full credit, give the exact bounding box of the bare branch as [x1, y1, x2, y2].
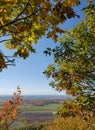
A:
[0, 34, 9, 38]
[0, 39, 11, 43]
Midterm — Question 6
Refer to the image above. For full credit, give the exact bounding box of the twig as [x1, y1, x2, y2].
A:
[0, 39, 11, 43]
[0, 7, 43, 30]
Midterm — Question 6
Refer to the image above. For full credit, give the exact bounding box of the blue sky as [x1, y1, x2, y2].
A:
[0, 1, 87, 95]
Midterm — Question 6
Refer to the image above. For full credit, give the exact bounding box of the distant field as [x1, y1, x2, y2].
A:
[0, 96, 65, 129]
[10, 99, 62, 129]
[10, 112, 54, 129]
[19, 99, 62, 113]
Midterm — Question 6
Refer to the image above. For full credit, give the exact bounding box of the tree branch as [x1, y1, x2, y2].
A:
[5, 57, 15, 66]
[0, 7, 43, 30]
[0, 39, 11, 43]
[0, 34, 9, 38]
[14, 0, 30, 21]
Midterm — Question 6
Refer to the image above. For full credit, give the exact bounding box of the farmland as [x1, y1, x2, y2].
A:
[0, 96, 65, 129]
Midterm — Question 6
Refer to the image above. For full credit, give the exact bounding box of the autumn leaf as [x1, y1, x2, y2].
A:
[0, 0, 80, 71]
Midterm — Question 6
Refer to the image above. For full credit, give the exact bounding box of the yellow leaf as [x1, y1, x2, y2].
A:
[46, 15, 53, 22]
[63, 0, 80, 7]
[21, 48, 25, 53]
[0, 17, 4, 25]
[41, 2, 51, 9]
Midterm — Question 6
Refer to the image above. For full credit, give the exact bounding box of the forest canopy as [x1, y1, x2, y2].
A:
[44, 0, 95, 117]
[0, 0, 80, 71]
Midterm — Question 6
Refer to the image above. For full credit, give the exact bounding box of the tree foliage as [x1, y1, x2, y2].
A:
[44, 0, 95, 117]
[44, 116, 95, 130]
[0, 87, 22, 130]
[0, 0, 80, 71]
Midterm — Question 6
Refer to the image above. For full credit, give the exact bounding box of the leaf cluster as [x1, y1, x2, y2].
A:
[44, 116, 95, 130]
[0, 0, 80, 71]
[44, 2, 95, 96]
[57, 93, 95, 118]
[0, 87, 22, 130]
[43, 0, 95, 119]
